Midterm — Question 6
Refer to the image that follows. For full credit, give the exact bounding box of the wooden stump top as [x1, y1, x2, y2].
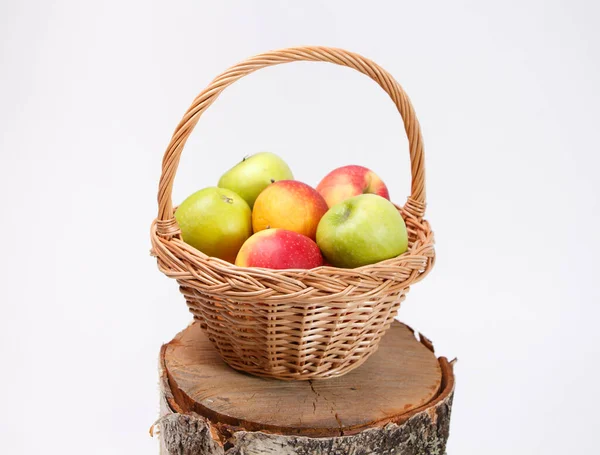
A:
[163, 321, 442, 438]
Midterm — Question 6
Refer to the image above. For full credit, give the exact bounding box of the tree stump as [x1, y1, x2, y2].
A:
[154, 321, 455, 454]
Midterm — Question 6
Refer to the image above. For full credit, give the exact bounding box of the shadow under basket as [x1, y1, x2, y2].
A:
[150, 46, 435, 380]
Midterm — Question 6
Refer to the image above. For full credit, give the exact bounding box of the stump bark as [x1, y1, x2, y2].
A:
[154, 321, 455, 454]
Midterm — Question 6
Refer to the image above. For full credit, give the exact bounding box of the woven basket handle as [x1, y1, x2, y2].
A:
[156, 46, 427, 237]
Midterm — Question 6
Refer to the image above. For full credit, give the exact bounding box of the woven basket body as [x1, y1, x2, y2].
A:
[151, 46, 435, 380]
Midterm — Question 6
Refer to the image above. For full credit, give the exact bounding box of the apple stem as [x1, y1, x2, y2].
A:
[270, 179, 275, 183]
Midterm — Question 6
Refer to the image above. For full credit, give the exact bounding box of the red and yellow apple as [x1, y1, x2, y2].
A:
[316, 165, 390, 207]
[235, 229, 323, 269]
[316, 194, 408, 268]
[252, 180, 328, 240]
[174, 187, 252, 263]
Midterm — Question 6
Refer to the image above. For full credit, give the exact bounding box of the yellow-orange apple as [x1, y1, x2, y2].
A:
[316, 165, 390, 207]
[235, 229, 323, 269]
[252, 180, 328, 240]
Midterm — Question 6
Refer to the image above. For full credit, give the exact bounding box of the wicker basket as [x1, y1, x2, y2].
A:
[150, 46, 435, 380]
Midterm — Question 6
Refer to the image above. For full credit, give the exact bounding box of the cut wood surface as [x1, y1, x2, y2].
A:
[163, 321, 443, 438]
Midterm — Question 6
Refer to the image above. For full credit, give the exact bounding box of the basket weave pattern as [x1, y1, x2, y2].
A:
[151, 46, 435, 380]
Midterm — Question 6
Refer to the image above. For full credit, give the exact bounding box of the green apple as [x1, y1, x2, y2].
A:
[175, 187, 252, 263]
[316, 194, 408, 268]
[218, 152, 293, 208]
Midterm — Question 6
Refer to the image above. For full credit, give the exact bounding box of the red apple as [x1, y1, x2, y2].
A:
[316, 165, 390, 207]
[235, 229, 323, 269]
[252, 180, 328, 240]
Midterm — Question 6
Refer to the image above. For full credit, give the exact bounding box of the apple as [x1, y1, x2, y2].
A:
[316, 165, 390, 207]
[218, 152, 294, 208]
[316, 194, 408, 268]
[175, 187, 252, 263]
[252, 180, 328, 240]
[235, 229, 323, 269]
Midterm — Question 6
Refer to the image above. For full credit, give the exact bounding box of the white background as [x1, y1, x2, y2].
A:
[1, 1, 599, 453]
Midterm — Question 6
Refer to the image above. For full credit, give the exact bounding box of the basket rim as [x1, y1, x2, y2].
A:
[150, 210, 435, 301]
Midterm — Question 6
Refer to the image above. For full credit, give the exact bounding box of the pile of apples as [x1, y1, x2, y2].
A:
[175, 152, 408, 269]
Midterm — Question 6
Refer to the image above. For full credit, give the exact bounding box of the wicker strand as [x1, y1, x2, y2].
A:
[151, 46, 435, 380]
